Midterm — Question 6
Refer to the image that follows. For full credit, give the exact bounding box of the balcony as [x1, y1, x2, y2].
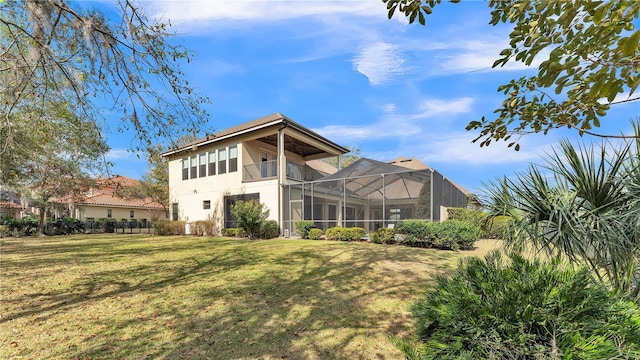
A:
[243, 160, 329, 182]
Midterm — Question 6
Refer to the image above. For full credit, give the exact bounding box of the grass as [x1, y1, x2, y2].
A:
[1, 235, 500, 359]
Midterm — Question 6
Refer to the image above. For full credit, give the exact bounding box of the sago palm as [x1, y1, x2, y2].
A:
[485, 137, 640, 299]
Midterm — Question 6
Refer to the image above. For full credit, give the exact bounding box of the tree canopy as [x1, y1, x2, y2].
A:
[1, 0, 210, 186]
[384, 0, 640, 148]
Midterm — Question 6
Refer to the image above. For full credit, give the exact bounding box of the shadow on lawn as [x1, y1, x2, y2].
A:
[2, 236, 464, 359]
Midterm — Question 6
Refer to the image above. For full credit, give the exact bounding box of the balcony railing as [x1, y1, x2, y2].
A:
[243, 160, 277, 181]
[243, 160, 329, 182]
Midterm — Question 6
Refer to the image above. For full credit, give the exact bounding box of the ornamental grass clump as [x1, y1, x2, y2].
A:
[394, 250, 640, 359]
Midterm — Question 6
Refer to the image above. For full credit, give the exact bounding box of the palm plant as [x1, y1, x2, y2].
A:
[484, 136, 640, 299]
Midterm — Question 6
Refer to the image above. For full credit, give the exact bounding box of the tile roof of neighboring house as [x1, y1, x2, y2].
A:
[387, 157, 433, 171]
[0, 201, 22, 209]
[80, 193, 165, 209]
[162, 113, 349, 157]
[52, 176, 165, 210]
[96, 175, 140, 191]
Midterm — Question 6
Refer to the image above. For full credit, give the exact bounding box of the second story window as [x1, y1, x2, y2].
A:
[182, 157, 189, 180]
[208, 151, 216, 176]
[218, 148, 227, 174]
[229, 145, 238, 173]
[203, 200, 211, 209]
[190, 155, 197, 179]
[199, 153, 207, 177]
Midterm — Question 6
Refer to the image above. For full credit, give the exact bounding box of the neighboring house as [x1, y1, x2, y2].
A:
[50, 176, 167, 221]
[0, 201, 22, 218]
[163, 113, 480, 237]
[0, 186, 25, 218]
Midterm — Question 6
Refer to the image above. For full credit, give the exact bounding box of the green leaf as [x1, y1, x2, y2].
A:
[620, 30, 640, 57]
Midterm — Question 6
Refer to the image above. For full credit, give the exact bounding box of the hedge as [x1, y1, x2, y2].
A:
[260, 220, 280, 239]
[294, 220, 315, 239]
[308, 228, 323, 240]
[153, 220, 186, 236]
[190, 220, 215, 236]
[325, 227, 366, 241]
[371, 227, 395, 244]
[396, 219, 481, 250]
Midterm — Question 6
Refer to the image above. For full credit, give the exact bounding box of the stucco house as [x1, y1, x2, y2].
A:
[51, 176, 167, 221]
[163, 113, 479, 237]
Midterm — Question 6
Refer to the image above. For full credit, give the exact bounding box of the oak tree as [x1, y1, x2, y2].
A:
[384, 0, 640, 148]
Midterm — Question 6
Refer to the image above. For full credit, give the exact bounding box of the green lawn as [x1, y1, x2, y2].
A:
[1, 235, 500, 359]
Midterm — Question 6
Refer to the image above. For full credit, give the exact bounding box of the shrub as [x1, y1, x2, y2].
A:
[153, 220, 186, 236]
[432, 220, 481, 251]
[307, 228, 323, 240]
[325, 227, 365, 241]
[483, 215, 512, 239]
[231, 200, 269, 239]
[446, 208, 485, 225]
[99, 218, 116, 233]
[395, 219, 480, 250]
[260, 220, 280, 239]
[190, 220, 214, 236]
[325, 227, 342, 240]
[394, 251, 640, 359]
[347, 227, 366, 241]
[294, 220, 315, 239]
[9, 217, 39, 236]
[46, 217, 84, 235]
[396, 219, 432, 239]
[371, 227, 395, 244]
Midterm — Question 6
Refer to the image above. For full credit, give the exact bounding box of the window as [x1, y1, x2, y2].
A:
[260, 151, 268, 178]
[260, 151, 277, 178]
[190, 155, 197, 179]
[172, 203, 178, 221]
[287, 160, 294, 178]
[107, 209, 112, 218]
[208, 151, 216, 176]
[218, 147, 227, 174]
[203, 200, 211, 210]
[182, 158, 189, 180]
[130, 210, 135, 218]
[229, 145, 238, 173]
[223, 193, 259, 228]
[271, 154, 277, 177]
[199, 153, 207, 177]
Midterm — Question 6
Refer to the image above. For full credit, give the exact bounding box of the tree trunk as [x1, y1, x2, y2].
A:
[38, 204, 46, 236]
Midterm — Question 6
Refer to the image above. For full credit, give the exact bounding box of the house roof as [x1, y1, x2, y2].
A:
[306, 159, 338, 175]
[389, 157, 478, 199]
[162, 113, 350, 159]
[79, 193, 165, 210]
[0, 201, 22, 209]
[52, 176, 165, 210]
[96, 175, 140, 189]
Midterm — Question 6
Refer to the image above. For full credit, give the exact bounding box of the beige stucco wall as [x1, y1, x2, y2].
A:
[79, 206, 167, 221]
[168, 140, 283, 234]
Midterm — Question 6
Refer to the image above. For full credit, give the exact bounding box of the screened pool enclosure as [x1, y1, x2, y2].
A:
[282, 158, 469, 236]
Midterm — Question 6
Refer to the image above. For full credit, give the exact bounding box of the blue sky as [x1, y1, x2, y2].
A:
[105, 1, 639, 196]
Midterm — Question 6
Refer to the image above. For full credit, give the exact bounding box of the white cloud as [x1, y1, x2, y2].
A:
[352, 42, 406, 85]
[313, 96, 474, 142]
[153, 1, 388, 30]
[105, 148, 137, 161]
[417, 132, 549, 165]
[425, 38, 547, 75]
